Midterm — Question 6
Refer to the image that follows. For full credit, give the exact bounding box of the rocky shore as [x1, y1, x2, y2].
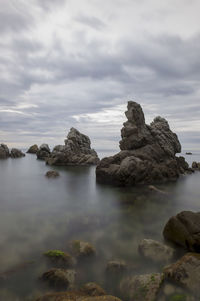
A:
[0, 144, 25, 159]
[96, 101, 191, 186]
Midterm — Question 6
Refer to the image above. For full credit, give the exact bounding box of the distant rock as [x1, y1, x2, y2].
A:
[10, 148, 25, 158]
[70, 240, 96, 259]
[186, 152, 192, 155]
[192, 161, 200, 170]
[36, 144, 51, 160]
[46, 128, 99, 166]
[0, 144, 10, 159]
[164, 253, 200, 295]
[43, 250, 75, 267]
[27, 144, 39, 154]
[96, 101, 190, 186]
[45, 170, 60, 178]
[138, 239, 175, 264]
[120, 273, 163, 301]
[163, 211, 200, 252]
[106, 260, 127, 275]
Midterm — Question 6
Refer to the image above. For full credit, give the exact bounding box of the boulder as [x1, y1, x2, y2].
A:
[27, 144, 39, 154]
[163, 211, 200, 252]
[44, 250, 75, 267]
[41, 268, 76, 289]
[120, 273, 163, 301]
[70, 240, 96, 259]
[45, 170, 60, 178]
[81, 282, 106, 296]
[10, 148, 25, 158]
[0, 144, 9, 159]
[37, 144, 51, 160]
[96, 101, 190, 186]
[46, 128, 99, 166]
[36, 292, 121, 301]
[106, 260, 127, 275]
[192, 161, 200, 170]
[164, 253, 200, 295]
[138, 239, 175, 264]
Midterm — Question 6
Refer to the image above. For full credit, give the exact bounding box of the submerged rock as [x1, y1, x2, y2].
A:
[41, 268, 76, 289]
[96, 101, 190, 186]
[37, 144, 51, 160]
[46, 128, 99, 166]
[45, 170, 60, 178]
[164, 253, 200, 295]
[27, 144, 39, 154]
[138, 239, 175, 264]
[10, 148, 25, 158]
[120, 273, 163, 301]
[0, 144, 9, 159]
[163, 211, 200, 252]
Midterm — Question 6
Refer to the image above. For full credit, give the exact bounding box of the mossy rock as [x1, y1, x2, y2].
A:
[44, 250, 75, 267]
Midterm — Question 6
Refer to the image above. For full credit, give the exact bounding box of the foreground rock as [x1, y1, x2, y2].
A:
[46, 128, 99, 166]
[27, 144, 39, 154]
[0, 144, 9, 159]
[138, 239, 175, 264]
[70, 240, 96, 259]
[41, 268, 76, 289]
[96, 101, 190, 186]
[10, 148, 25, 158]
[164, 253, 200, 295]
[36, 293, 121, 301]
[120, 273, 163, 301]
[45, 170, 60, 178]
[37, 144, 51, 160]
[81, 282, 106, 296]
[163, 211, 200, 252]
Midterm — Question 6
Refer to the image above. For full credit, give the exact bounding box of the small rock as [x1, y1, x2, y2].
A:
[71, 240, 96, 259]
[106, 260, 127, 274]
[138, 239, 175, 264]
[81, 282, 106, 296]
[164, 253, 200, 295]
[120, 273, 164, 301]
[45, 170, 60, 178]
[10, 148, 25, 158]
[186, 152, 192, 155]
[192, 161, 200, 170]
[41, 268, 76, 289]
[163, 211, 200, 252]
[44, 250, 75, 267]
[27, 144, 39, 154]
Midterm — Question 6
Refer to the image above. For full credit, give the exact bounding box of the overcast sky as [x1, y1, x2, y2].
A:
[1, 0, 200, 152]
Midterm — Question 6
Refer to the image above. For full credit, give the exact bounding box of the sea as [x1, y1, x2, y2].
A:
[0, 149, 200, 300]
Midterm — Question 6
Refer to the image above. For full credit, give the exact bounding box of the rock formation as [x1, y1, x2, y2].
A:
[10, 148, 25, 158]
[96, 101, 190, 186]
[27, 144, 39, 154]
[36, 144, 51, 160]
[46, 128, 99, 166]
[0, 144, 10, 159]
[163, 211, 200, 252]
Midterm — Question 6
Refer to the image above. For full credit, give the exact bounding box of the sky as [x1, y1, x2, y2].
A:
[1, 0, 200, 152]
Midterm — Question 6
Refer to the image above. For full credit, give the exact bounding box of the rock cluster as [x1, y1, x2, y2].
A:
[46, 128, 99, 166]
[96, 101, 190, 186]
[0, 144, 25, 159]
[36, 144, 51, 160]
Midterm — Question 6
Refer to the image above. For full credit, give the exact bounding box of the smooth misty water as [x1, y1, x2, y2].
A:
[0, 152, 200, 300]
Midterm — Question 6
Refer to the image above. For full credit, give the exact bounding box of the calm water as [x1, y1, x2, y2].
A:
[0, 151, 200, 300]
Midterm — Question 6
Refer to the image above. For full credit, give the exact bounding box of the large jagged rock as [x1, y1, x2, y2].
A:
[46, 128, 99, 166]
[96, 101, 190, 186]
[163, 211, 200, 252]
[36, 144, 51, 160]
[10, 148, 25, 158]
[0, 144, 10, 159]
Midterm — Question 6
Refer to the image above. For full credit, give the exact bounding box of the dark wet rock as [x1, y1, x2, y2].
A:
[0, 144, 9, 159]
[138, 239, 175, 264]
[96, 101, 190, 186]
[27, 144, 39, 154]
[45, 170, 60, 178]
[36, 292, 121, 301]
[106, 260, 127, 275]
[164, 253, 200, 295]
[10, 148, 25, 158]
[192, 161, 200, 170]
[41, 268, 76, 289]
[163, 211, 200, 252]
[46, 128, 99, 166]
[44, 250, 75, 267]
[120, 272, 164, 301]
[70, 240, 96, 259]
[81, 282, 106, 296]
[37, 144, 51, 160]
